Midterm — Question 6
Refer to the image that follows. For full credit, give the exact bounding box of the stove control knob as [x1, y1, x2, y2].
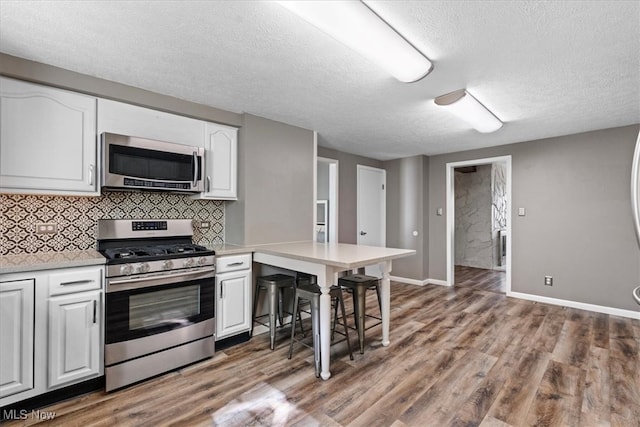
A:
[120, 265, 134, 276]
[184, 258, 195, 268]
[162, 260, 174, 270]
[197, 257, 207, 266]
[136, 262, 150, 274]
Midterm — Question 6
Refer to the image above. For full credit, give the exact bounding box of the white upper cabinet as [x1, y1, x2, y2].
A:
[0, 77, 98, 195]
[194, 122, 238, 200]
[97, 98, 205, 147]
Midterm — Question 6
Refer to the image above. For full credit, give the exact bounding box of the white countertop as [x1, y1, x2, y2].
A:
[0, 250, 106, 274]
[210, 243, 255, 256]
[253, 241, 416, 269]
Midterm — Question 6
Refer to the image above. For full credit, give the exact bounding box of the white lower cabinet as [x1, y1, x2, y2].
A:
[0, 279, 35, 399]
[215, 254, 252, 340]
[48, 291, 101, 388]
[0, 265, 104, 407]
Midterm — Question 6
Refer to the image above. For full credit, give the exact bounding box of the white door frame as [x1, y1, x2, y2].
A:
[446, 155, 512, 293]
[357, 164, 386, 246]
[317, 156, 339, 243]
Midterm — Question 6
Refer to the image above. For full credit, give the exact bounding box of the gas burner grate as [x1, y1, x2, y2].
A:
[102, 244, 211, 261]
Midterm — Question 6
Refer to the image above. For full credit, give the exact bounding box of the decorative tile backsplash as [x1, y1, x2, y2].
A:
[0, 191, 224, 255]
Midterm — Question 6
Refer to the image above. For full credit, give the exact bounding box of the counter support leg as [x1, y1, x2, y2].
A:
[318, 268, 333, 380]
[379, 260, 392, 347]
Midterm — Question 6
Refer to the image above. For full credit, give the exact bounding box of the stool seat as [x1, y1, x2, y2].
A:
[338, 274, 381, 354]
[251, 274, 296, 350]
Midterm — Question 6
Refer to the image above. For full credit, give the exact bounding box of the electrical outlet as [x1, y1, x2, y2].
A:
[544, 276, 553, 286]
[199, 221, 211, 229]
[36, 223, 57, 234]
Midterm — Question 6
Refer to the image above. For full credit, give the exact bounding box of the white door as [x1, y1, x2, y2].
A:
[357, 165, 386, 277]
[357, 165, 386, 247]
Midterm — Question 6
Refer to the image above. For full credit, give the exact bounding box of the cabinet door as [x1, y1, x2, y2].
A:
[0, 279, 35, 398]
[216, 270, 251, 340]
[97, 98, 205, 147]
[48, 291, 101, 388]
[196, 122, 238, 200]
[0, 77, 98, 195]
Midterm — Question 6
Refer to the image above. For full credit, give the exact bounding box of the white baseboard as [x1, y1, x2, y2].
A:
[389, 276, 452, 287]
[508, 291, 640, 320]
[389, 275, 429, 286]
[427, 278, 451, 287]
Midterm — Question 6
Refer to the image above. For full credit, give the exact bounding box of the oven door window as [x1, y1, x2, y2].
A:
[106, 278, 214, 344]
[109, 144, 200, 181]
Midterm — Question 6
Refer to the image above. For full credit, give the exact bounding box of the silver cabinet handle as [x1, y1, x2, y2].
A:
[60, 280, 93, 286]
[192, 152, 199, 187]
[227, 262, 244, 267]
[88, 164, 94, 186]
[360, 231, 367, 236]
[220, 282, 224, 298]
[92, 300, 97, 324]
[207, 176, 211, 193]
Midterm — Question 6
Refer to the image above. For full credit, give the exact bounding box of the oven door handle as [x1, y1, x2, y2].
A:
[107, 268, 215, 293]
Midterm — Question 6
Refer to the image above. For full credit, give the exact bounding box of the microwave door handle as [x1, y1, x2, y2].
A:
[192, 151, 199, 187]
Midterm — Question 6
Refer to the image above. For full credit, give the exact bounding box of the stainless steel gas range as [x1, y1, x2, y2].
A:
[97, 219, 215, 392]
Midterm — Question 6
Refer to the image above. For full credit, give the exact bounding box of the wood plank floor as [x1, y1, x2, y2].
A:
[5, 273, 639, 427]
[455, 265, 506, 293]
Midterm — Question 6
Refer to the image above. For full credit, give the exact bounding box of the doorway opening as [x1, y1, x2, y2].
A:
[446, 156, 512, 294]
[317, 157, 338, 243]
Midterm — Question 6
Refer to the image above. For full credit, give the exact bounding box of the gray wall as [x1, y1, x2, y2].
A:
[384, 155, 429, 280]
[226, 114, 315, 246]
[429, 125, 640, 311]
[317, 146, 383, 244]
[0, 53, 241, 127]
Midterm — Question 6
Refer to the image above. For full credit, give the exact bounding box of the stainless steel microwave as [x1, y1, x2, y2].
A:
[101, 133, 204, 192]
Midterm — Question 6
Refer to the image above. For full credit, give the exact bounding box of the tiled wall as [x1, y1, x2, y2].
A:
[0, 191, 224, 255]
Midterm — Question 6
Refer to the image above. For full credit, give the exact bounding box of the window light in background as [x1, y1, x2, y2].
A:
[276, 0, 433, 83]
[434, 89, 503, 133]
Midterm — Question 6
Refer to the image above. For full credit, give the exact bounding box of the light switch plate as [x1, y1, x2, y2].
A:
[436, 208, 443, 216]
[518, 208, 526, 216]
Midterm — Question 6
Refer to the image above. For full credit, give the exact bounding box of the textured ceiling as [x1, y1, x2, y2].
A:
[1, 1, 638, 160]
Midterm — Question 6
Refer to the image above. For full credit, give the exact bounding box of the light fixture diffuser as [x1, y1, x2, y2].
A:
[434, 89, 503, 133]
[277, 1, 432, 83]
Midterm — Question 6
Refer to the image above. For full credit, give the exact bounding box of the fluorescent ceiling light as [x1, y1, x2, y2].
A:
[434, 89, 503, 133]
[277, 1, 433, 83]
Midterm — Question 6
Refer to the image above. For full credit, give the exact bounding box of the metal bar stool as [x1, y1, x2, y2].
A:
[250, 274, 296, 350]
[288, 280, 353, 377]
[338, 274, 381, 354]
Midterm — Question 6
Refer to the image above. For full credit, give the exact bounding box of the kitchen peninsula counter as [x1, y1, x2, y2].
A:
[253, 241, 415, 380]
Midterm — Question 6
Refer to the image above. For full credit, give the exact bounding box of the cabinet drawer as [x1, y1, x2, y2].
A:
[48, 267, 103, 296]
[216, 254, 251, 274]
